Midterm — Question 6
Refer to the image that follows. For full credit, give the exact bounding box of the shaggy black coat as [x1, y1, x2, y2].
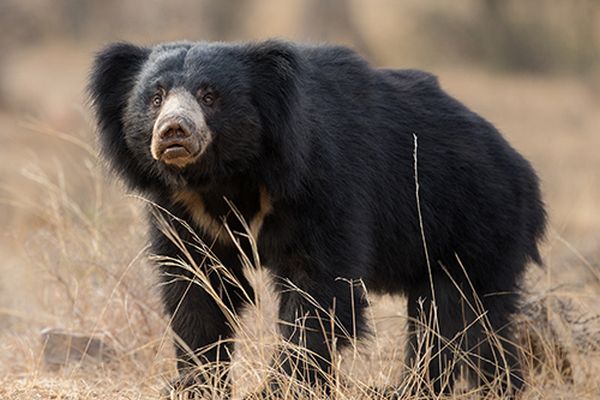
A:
[89, 40, 545, 395]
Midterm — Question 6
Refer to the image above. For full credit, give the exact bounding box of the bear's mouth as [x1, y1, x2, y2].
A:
[157, 141, 202, 168]
[162, 144, 190, 159]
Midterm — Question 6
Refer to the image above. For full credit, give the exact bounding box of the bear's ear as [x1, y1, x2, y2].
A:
[248, 40, 299, 75]
[246, 40, 310, 198]
[89, 42, 150, 129]
[88, 43, 153, 190]
[247, 40, 301, 112]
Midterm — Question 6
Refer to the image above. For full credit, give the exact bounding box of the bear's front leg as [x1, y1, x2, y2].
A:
[151, 224, 254, 398]
[164, 279, 238, 397]
[267, 261, 368, 395]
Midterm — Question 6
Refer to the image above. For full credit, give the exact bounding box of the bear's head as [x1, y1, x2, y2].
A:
[89, 40, 308, 195]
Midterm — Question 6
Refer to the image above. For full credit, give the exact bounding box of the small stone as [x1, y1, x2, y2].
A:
[41, 328, 115, 368]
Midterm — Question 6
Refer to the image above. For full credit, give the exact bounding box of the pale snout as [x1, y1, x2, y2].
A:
[151, 89, 212, 168]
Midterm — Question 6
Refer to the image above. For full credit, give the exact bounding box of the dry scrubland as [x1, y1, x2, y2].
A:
[0, 41, 599, 399]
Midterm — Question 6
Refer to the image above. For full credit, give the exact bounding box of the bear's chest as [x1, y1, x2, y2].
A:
[171, 186, 272, 245]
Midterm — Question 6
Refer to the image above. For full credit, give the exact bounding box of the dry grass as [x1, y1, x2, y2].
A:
[1, 40, 599, 399]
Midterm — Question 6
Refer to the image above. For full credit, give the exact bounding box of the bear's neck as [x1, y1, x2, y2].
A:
[199, 175, 261, 218]
[168, 174, 272, 245]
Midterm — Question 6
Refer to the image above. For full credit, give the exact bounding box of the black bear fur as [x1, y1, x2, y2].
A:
[89, 40, 546, 395]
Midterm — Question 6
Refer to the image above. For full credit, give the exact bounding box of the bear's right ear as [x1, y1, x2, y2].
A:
[88, 43, 152, 189]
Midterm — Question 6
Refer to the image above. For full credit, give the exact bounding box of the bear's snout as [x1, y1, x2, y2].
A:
[156, 116, 194, 140]
[150, 89, 211, 168]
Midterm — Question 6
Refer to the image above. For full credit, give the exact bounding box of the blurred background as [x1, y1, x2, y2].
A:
[0, 1, 599, 398]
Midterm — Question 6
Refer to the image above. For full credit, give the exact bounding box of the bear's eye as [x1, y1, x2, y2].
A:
[201, 93, 215, 107]
[151, 93, 163, 108]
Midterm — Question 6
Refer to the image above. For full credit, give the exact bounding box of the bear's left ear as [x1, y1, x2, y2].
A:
[246, 40, 310, 198]
[246, 40, 302, 117]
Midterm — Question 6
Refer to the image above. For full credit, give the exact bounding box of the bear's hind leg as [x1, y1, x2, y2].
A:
[405, 273, 523, 397]
[407, 275, 522, 396]
[470, 293, 523, 397]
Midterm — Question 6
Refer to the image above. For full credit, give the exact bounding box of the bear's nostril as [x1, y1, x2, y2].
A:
[159, 119, 191, 139]
[161, 125, 179, 139]
[162, 127, 180, 139]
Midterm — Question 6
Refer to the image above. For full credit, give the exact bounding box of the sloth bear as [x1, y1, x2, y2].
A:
[89, 40, 545, 396]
